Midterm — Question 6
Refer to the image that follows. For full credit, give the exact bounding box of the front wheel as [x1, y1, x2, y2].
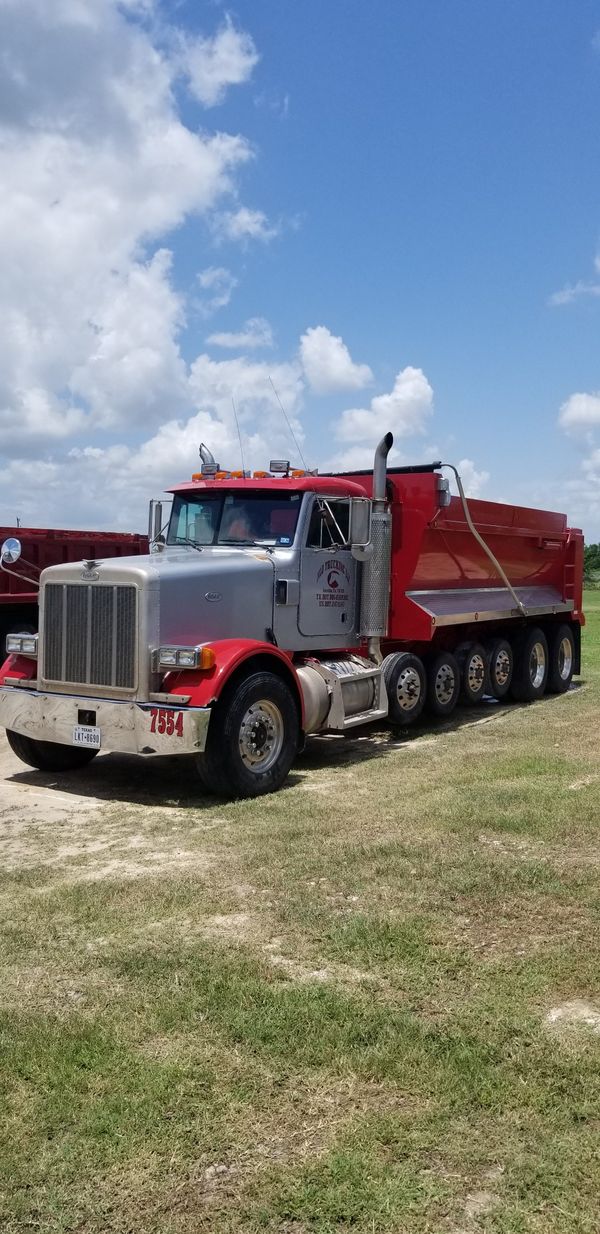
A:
[196, 671, 299, 798]
[6, 730, 98, 772]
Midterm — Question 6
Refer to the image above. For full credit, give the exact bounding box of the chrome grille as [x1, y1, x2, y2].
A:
[43, 583, 137, 689]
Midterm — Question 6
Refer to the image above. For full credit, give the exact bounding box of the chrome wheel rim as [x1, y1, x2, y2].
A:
[467, 653, 486, 694]
[434, 663, 456, 705]
[558, 637, 572, 681]
[529, 642, 546, 689]
[238, 700, 284, 772]
[493, 648, 511, 687]
[396, 667, 422, 712]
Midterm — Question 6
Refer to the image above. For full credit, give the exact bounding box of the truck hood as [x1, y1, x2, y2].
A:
[40, 546, 276, 646]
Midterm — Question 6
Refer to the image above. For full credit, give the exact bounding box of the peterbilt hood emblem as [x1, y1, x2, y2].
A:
[81, 560, 99, 581]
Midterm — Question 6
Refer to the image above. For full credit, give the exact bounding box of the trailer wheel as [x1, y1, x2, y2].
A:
[510, 627, 548, 702]
[196, 671, 299, 798]
[426, 651, 460, 717]
[383, 652, 426, 726]
[6, 730, 98, 772]
[485, 637, 513, 699]
[456, 642, 487, 705]
[546, 624, 575, 694]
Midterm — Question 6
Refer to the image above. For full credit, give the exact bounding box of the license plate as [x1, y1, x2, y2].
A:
[72, 724, 101, 749]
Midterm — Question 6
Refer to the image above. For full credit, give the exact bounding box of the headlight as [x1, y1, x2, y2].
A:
[153, 645, 215, 670]
[6, 633, 38, 658]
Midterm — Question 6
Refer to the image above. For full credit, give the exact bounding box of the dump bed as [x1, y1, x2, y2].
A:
[0, 526, 148, 610]
[339, 467, 584, 644]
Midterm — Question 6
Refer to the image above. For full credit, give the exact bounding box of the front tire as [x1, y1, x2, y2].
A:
[196, 671, 299, 798]
[510, 627, 548, 702]
[6, 730, 98, 772]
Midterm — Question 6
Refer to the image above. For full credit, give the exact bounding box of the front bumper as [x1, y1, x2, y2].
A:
[0, 686, 211, 756]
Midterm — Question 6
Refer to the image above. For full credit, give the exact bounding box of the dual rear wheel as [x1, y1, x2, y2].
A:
[384, 622, 575, 729]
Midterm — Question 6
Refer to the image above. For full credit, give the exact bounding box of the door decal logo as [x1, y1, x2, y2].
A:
[316, 559, 350, 609]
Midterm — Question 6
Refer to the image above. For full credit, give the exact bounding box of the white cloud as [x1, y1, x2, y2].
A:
[549, 281, 600, 307]
[549, 254, 600, 305]
[182, 18, 259, 107]
[206, 317, 274, 350]
[0, 353, 305, 529]
[558, 392, 600, 433]
[336, 366, 433, 443]
[216, 207, 280, 244]
[452, 459, 489, 498]
[0, 0, 259, 455]
[300, 326, 373, 394]
[196, 266, 238, 316]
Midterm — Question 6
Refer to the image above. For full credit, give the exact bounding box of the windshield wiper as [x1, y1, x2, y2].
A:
[218, 538, 257, 546]
[171, 537, 205, 552]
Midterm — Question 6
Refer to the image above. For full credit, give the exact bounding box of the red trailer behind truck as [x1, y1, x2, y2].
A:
[0, 433, 584, 798]
[0, 525, 148, 642]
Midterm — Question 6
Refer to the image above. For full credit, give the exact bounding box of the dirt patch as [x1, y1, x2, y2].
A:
[546, 1000, 600, 1034]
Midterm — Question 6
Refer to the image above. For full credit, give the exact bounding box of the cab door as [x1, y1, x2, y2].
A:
[298, 496, 358, 638]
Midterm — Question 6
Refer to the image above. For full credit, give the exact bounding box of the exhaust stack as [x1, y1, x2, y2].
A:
[359, 432, 393, 663]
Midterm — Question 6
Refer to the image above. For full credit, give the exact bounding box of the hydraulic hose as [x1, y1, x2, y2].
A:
[440, 463, 527, 618]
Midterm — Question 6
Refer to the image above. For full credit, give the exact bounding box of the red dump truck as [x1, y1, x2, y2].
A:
[0, 433, 583, 798]
[0, 525, 148, 643]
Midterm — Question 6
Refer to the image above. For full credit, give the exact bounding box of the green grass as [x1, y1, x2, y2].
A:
[1, 597, 600, 1230]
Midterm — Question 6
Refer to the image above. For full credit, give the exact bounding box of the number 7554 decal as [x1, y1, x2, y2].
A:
[149, 707, 184, 737]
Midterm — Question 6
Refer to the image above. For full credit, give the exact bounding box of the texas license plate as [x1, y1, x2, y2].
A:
[72, 724, 101, 749]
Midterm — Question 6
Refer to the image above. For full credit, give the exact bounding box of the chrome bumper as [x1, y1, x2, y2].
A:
[0, 686, 211, 756]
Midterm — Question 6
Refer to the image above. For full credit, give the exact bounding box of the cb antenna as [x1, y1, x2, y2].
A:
[268, 375, 308, 471]
[231, 395, 246, 477]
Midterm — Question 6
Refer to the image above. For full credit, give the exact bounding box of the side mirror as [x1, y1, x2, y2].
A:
[1, 537, 22, 565]
[349, 498, 371, 548]
[148, 499, 164, 549]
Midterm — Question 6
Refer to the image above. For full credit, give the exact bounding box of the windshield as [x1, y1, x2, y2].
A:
[167, 492, 302, 548]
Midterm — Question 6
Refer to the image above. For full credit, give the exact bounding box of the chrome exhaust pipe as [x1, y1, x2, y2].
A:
[373, 431, 393, 507]
[361, 432, 394, 663]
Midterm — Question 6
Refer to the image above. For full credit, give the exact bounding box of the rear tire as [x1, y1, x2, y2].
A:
[485, 637, 513, 700]
[456, 642, 487, 705]
[196, 671, 299, 798]
[426, 651, 460, 717]
[383, 652, 426, 727]
[510, 627, 548, 702]
[546, 624, 575, 694]
[6, 730, 98, 772]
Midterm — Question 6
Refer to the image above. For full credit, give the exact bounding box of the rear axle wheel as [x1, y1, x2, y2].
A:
[510, 627, 549, 702]
[426, 651, 460, 717]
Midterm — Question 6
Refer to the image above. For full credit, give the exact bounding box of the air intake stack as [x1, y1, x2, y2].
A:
[359, 431, 393, 663]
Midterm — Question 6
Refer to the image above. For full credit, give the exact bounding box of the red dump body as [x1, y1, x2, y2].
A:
[0, 526, 148, 635]
[341, 469, 584, 646]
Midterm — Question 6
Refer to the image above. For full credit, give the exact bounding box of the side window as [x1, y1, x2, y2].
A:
[306, 498, 350, 548]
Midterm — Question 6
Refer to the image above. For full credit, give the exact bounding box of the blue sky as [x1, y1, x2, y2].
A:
[1, 0, 599, 534]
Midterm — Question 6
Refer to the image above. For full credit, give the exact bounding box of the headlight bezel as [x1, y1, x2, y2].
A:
[153, 645, 215, 671]
[6, 632, 38, 658]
